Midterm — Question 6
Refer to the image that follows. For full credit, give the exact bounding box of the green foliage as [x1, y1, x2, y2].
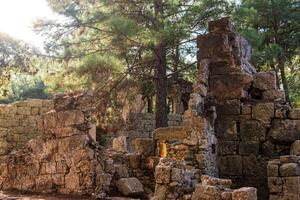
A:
[0, 74, 50, 103]
[233, 0, 300, 103]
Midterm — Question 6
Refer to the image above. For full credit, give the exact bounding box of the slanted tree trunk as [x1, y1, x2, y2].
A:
[278, 56, 290, 104]
[154, 0, 168, 128]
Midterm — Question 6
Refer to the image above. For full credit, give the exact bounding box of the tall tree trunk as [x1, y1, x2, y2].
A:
[147, 96, 153, 113]
[154, 0, 168, 128]
[173, 43, 180, 82]
[278, 56, 290, 104]
[155, 41, 168, 128]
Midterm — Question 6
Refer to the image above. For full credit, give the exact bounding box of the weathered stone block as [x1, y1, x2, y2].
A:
[267, 162, 279, 177]
[252, 103, 274, 123]
[270, 119, 300, 143]
[116, 177, 144, 197]
[242, 104, 252, 115]
[219, 141, 238, 155]
[279, 163, 300, 176]
[134, 138, 154, 156]
[210, 61, 241, 75]
[280, 155, 300, 163]
[216, 99, 241, 115]
[197, 34, 230, 59]
[232, 187, 257, 200]
[155, 165, 171, 184]
[219, 155, 242, 176]
[215, 119, 238, 141]
[253, 72, 277, 91]
[283, 177, 300, 198]
[126, 153, 141, 169]
[115, 164, 129, 179]
[153, 126, 187, 140]
[201, 175, 232, 188]
[263, 89, 285, 101]
[240, 120, 266, 141]
[289, 109, 300, 119]
[112, 136, 128, 153]
[239, 141, 259, 155]
[171, 168, 184, 182]
[242, 155, 265, 177]
[208, 17, 233, 33]
[291, 140, 300, 155]
[209, 73, 252, 100]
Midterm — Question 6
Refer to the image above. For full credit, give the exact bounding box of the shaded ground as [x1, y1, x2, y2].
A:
[0, 191, 139, 200]
[0, 191, 90, 200]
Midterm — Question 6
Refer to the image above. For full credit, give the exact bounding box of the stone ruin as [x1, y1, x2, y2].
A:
[0, 17, 299, 200]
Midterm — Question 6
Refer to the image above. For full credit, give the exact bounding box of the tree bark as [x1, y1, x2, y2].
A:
[154, 0, 168, 128]
[155, 41, 168, 128]
[147, 96, 153, 113]
[278, 56, 290, 104]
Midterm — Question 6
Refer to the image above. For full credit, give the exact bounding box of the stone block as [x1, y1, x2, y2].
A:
[240, 120, 266, 141]
[232, 187, 257, 200]
[263, 89, 285, 101]
[134, 138, 155, 156]
[155, 164, 171, 184]
[209, 73, 252, 100]
[252, 103, 274, 123]
[279, 163, 300, 176]
[116, 177, 144, 197]
[280, 155, 300, 163]
[242, 155, 264, 177]
[171, 168, 184, 182]
[210, 61, 241, 75]
[153, 126, 187, 140]
[153, 183, 167, 200]
[239, 141, 259, 155]
[267, 163, 279, 177]
[126, 153, 141, 169]
[268, 177, 283, 193]
[197, 34, 230, 59]
[219, 155, 242, 176]
[219, 141, 238, 155]
[291, 140, 300, 155]
[112, 136, 128, 153]
[115, 164, 129, 179]
[201, 175, 232, 188]
[216, 99, 241, 115]
[270, 120, 300, 143]
[283, 177, 300, 198]
[289, 109, 300, 119]
[262, 141, 275, 157]
[242, 104, 252, 115]
[57, 110, 84, 127]
[253, 72, 277, 91]
[215, 119, 238, 141]
[208, 17, 233, 33]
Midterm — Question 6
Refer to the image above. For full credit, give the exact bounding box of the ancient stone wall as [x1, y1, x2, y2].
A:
[114, 113, 183, 152]
[195, 17, 300, 199]
[0, 99, 53, 155]
[0, 92, 104, 196]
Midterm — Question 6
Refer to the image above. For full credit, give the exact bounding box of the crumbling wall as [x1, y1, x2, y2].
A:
[0, 99, 53, 155]
[114, 113, 183, 152]
[0, 92, 105, 196]
[196, 17, 300, 199]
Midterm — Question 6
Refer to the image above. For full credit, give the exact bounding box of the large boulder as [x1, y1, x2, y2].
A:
[116, 177, 144, 197]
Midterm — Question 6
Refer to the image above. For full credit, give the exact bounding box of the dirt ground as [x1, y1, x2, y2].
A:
[0, 191, 140, 200]
[0, 191, 91, 200]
